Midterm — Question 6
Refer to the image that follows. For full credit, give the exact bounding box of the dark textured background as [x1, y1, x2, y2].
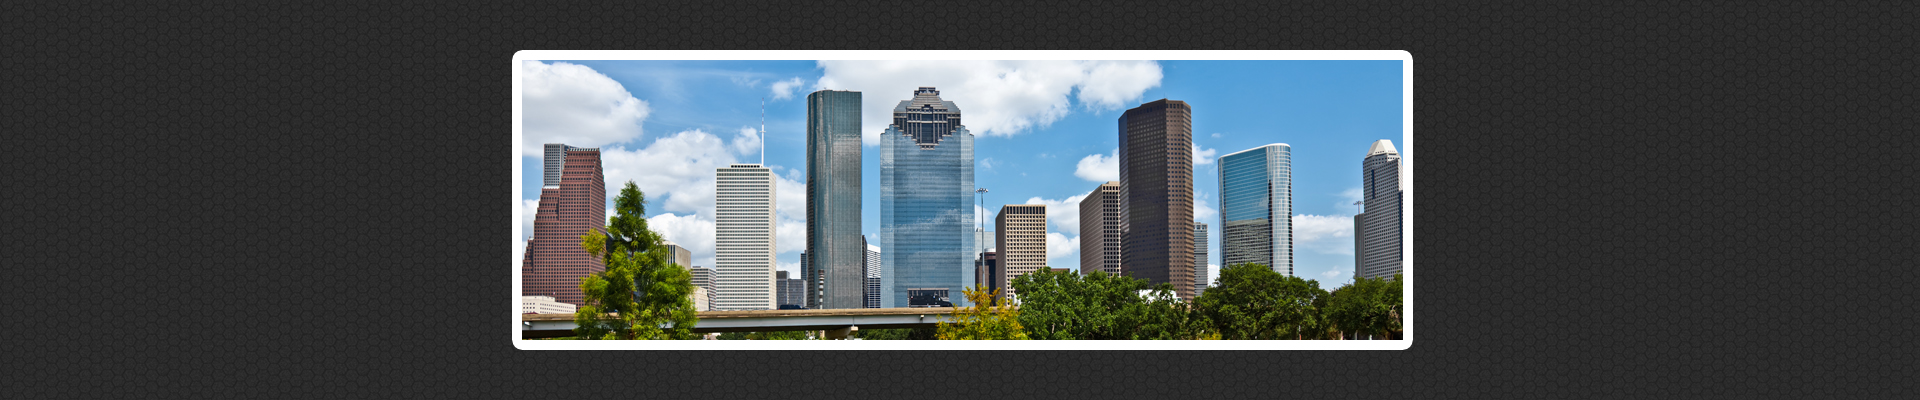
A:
[3, 1, 1914, 398]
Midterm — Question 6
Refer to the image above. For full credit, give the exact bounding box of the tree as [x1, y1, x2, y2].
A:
[1325, 273, 1404, 340]
[716, 331, 812, 340]
[852, 327, 938, 340]
[1008, 269, 1215, 340]
[1195, 263, 1329, 339]
[936, 285, 1028, 340]
[572, 182, 700, 340]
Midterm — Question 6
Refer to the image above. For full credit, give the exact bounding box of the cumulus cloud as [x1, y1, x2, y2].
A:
[1293, 214, 1355, 255]
[1025, 192, 1090, 236]
[1193, 144, 1219, 165]
[1320, 269, 1344, 279]
[586, 126, 807, 269]
[979, 157, 996, 171]
[769, 77, 806, 101]
[519, 60, 650, 157]
[1046, 232, 1079, 265]
[1195, 191, 1218, 224]
[648, 212, 717, 267]
[1074, 149, 1120, 183]
[816, 60, 1163, 145]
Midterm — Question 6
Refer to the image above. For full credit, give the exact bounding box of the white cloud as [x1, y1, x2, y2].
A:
[1193, 144, 1219, 165]
[1195, 191, 1218, 224]
[1211, 133, 1223, 139]
[1045, 232, 1079, 265]
[519, 60, 651, 157]
[1025, 192, 1091, 236]
[648, 212, 717, 268]
[1321, 269, 1343, 279]
[1074, 149, 1119, 183]
[1338, 187, 1365, 212]
[816, 60, 1163, 145]
[518, 199, 540, 241]
[1205, 264, 1220, 287]
[777, 261, 801, 279]
[769, 77, 806, 101]
[979, 157, 996, 170]
[1293, 214, 1355, 255]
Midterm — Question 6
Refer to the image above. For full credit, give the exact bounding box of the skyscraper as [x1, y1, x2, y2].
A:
[1194, 222, 1209, 295]
[776, 271, 805, 309]
[1078, 181, 1121, 275]
[995, 204, 1046, 300]
[865, 241, 882, 309]
[806, 89, 864, 309]
[1356, 139, 1404, 281]
[662, 240, 692, 269]
[1119, 99, 1196, 300]
[715, 164, 776, 310]
[522, 144, 605, 306]
[1219, 144, 1294, 276]
[880, 87, 975, 307]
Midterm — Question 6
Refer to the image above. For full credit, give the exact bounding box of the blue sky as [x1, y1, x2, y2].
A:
[517, 59, 1405, 290]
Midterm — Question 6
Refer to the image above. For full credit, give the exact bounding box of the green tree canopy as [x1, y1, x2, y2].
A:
[1327, 274, 1402, 339]
[936, 286, 1028, 340]
[1194, 263, 1330, 339]
[573, 182, 700, 340]
[1009, 269, 1214, 340]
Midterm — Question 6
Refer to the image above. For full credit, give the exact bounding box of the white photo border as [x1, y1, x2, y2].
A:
[512, 50, 1413, 350]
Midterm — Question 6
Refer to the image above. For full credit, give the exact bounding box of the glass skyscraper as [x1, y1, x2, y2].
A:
[805, 89, 864, 309]
[880, 87, 975, 307]
[1218, 144, 1293, 276]
[1355, 139, 1403, 281]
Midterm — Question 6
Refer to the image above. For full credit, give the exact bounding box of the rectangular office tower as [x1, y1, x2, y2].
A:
[1078, 181, 1121, 276]
[880, 87, 975, 307]
[865, 242, 882, 308]
[521, 144, 605, 306]
[1355, 140, 1404, 281]
[715, 164, 776, 310]
[1219, 144, 1294, 276]
[1119, 99, 1197, 300]
[1194, 222, 1209, 295]
[805, 89, 865, 309]
[995, 204, 1047, 300]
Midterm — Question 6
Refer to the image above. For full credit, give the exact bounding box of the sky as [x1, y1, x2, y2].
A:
[516, 59, 1406, 291]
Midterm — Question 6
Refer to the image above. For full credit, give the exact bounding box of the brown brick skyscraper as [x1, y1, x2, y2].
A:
[1118, 99, 1195, 300]
[521, 144, 606, 306]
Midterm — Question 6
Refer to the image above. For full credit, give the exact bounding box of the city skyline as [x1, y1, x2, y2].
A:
[516, 59, 1406, 291]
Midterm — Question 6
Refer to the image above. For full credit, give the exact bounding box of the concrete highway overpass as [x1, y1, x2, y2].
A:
[521, 308, 957, 339]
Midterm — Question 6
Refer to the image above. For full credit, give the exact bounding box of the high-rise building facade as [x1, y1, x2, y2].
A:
[1356, 140, 1404, 281]
[806, 89, 865, 309]
[865, 242, 882, 309]
[1119, 99, 1197, 300]
[1078, 181, 1121, 275]
[1194, 222, 1209, 295]
[1219, 144, 1294, 276]
[521, 144, 605, 306]
[995, 204, 1047, 300]
[974, 250, 998, 297]
[715, 164, 776, 310]
[662, 240, 692, 269]
[880, 87, 975, 307]
[776, 271, 805, 309]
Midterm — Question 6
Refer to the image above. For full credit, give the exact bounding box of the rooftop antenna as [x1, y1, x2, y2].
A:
[760, 97, 766, 166]
[1353, 200, 1365, 214]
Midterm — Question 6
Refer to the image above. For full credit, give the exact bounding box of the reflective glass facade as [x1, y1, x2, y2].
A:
[1218, 144, 1293, 276]
[806, 90, 865, 309]
[881, 87, 975, 307]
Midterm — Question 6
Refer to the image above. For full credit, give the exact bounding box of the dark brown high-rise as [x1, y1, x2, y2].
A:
[521, 144, 607, 306]
[1118, 99, 1195, 300]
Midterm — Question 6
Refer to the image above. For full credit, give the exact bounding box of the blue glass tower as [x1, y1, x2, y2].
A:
[880, 87, 975, 307]
[1218, 144, 1293, 276]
